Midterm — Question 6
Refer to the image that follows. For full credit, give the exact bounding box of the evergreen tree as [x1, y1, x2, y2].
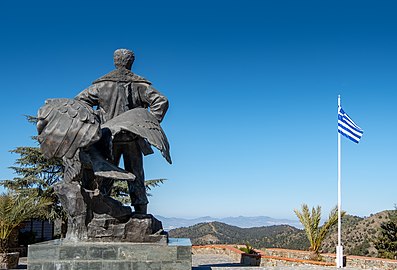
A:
[375, 208, 397, 259]
[112, 179, 166, 204]
[1, 118, 64, 221]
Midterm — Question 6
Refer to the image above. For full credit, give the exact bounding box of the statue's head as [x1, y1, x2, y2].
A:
[114, 49, 135, 70]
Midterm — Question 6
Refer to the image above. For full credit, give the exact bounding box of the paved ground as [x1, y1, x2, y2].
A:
[192, 254, 243, 269]
[192, 254, 362, 270]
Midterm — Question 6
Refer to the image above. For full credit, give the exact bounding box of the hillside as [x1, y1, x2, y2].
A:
[169, 221, 308, 250]
[322, 211, 393, 257]
[169, 210, 397, 257]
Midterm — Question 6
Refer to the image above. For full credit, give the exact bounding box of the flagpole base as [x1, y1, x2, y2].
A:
[336, 245, 344, 268]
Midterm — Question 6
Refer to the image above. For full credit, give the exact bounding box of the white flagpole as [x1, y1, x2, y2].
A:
[337, 95, 344, 268]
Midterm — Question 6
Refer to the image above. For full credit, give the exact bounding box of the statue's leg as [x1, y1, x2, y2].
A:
[123, 141, 148, 214]
[88, 191, 132, 222]
[77, 145, 132, 222]
[82, 169, 132, 222]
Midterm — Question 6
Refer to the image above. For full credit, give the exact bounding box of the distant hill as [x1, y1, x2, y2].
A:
[168, 211, 396, 257]
[169, 221, 308, 250]
[156, 215, 301, 230]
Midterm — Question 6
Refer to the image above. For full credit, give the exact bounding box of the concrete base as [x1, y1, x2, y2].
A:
[27, 238, 191, 270]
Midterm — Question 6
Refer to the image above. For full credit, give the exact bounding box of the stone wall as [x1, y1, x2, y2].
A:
[264, 248, 397, 270]
[193, 245, 397, 269]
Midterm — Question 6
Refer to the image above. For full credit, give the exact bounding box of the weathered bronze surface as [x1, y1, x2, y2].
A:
[37, 49, 171, 241]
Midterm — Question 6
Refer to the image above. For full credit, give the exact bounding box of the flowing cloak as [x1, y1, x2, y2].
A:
[102, 108, 171, 164]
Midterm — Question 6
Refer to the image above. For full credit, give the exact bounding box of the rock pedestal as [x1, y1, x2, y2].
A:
[28, 238, 191, 270]
[87, 214, 165, 243]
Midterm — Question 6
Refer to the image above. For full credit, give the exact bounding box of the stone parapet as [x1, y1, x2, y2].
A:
[192, 245, 243, 262]
[265, 248, 397, 269]
[193, 245, 397, 269]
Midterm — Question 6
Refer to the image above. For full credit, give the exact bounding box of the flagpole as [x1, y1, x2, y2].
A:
[337, 95, 343, 268]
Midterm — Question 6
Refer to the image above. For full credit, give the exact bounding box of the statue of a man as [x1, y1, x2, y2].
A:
[75, 49, 169, 215]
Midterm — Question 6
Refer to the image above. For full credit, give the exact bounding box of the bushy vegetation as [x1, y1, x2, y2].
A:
[374, 209, 397, 259]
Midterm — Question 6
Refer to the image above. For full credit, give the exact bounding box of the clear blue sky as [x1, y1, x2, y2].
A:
[1, 0, 396, 220]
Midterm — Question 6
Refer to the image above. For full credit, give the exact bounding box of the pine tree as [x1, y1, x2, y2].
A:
[375, 208, 397, 259]
[112, 179, 166, 204]
[1, 127, 64, 221]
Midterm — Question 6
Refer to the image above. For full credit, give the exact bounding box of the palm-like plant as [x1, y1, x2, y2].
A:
[294, 204, 343, 259]
[0, 192, 52, 254]
[239, 243, 257, 254]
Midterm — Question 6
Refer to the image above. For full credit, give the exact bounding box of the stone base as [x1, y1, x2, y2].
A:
[87, 214, 165, 243]
[28, 238, 191, 270]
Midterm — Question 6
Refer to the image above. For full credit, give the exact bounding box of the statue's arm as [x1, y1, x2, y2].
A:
[139, 83, 169, 123]
[75, 84, 100, 107]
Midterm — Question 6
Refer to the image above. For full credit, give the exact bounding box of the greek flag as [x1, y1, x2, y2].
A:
[338, 107, 363, 143]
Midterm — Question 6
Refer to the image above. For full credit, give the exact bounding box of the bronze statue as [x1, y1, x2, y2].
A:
[36, 49, 171, 241]
[75, 49, 170, 215]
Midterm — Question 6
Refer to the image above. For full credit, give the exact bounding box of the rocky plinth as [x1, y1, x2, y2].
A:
[87, 213, 167, 243]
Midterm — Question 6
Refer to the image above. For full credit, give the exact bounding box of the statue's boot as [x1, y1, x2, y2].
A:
[87, 191, 133, 222]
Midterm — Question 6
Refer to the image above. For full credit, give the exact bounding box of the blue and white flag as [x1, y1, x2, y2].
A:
[338, 107, 363, 143]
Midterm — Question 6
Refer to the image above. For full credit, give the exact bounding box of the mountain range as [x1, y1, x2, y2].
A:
[155, 215, 302, 231]
[168, 210, 396, 257]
